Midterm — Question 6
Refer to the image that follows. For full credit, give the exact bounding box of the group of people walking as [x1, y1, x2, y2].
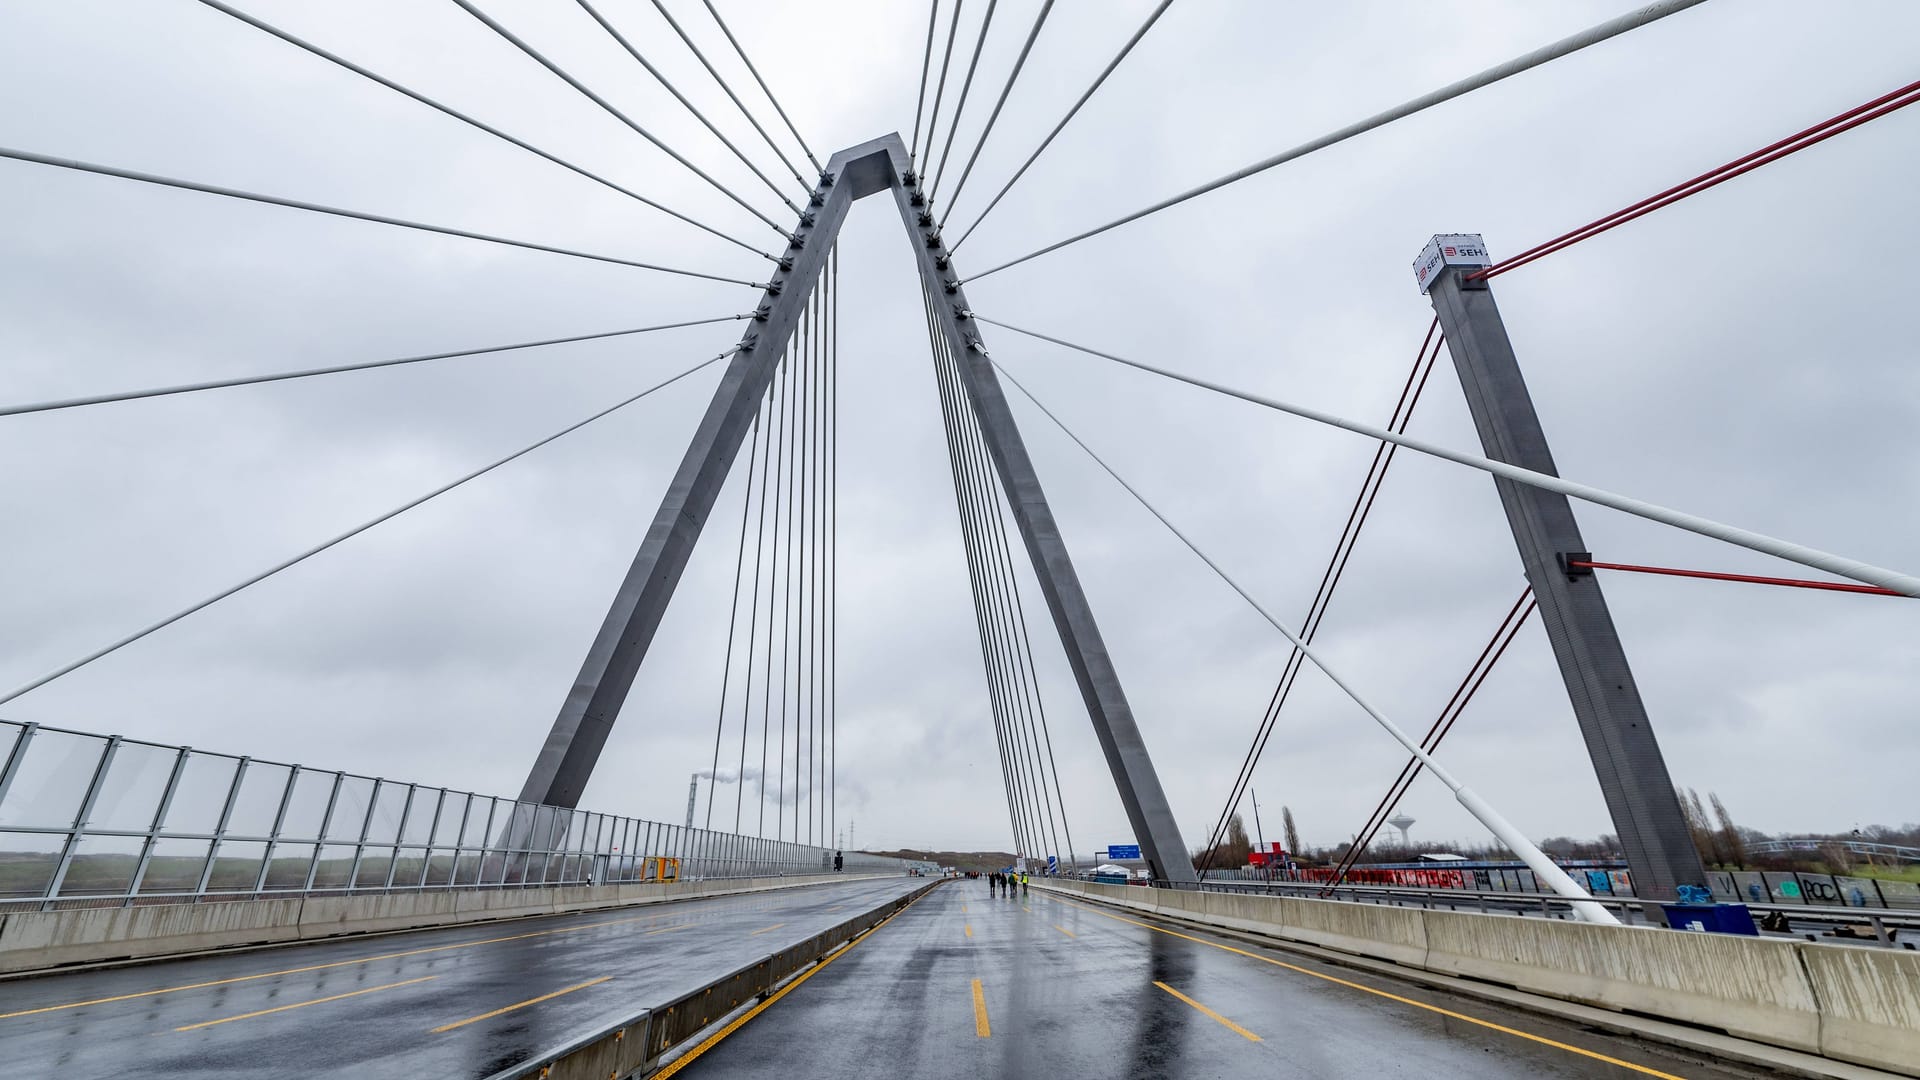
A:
[988, 870, 1027, 897]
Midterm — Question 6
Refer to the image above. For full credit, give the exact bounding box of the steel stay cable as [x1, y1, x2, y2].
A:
[819, 251, 838, 845]
[757, 341, 791, 837]
[811, 268, 826, 843]
[1332, 600, 1538, 891]
[934, 320, 1038, 856]
[449, 0, 789, 236]
[924, 288, 1031, 853]
[991, 358, 1615, 922]
[910, 0, 942, 163]
[1480, 77, 1920, 279]
[1329, 591, 1535, 890]
[0, 147, 764, 286]
[951, 351, 1065, 863]
[934, 297, 1048, 859]
[804, 269, 817, 843]
[697, 0, 823, 173]
[0, 349, 731, 707]
[977, 316, 1920, 598]
[949, 0, 1171, 254]
[1199, 322, 1443, 873]
[948, 341, 1058, 861]
[570, 0, 803, 210]
[940, 0, 1054, 222]
[829, 242, 840, 846]
[777, 291, 808, 841]
[956, 383, 1069, 865]
[795, 273, 824, 843]
[959, 0, 1706, 281]
[926, 0, 1000, 207]
[791, 287, 814, 843]
[735, 379, 778, 832]
[193, 0, 775, 261]
[978, 437, 1078, 867]
[917, 0, 967, 171]
[642, 0, 812, 194]
[1571, 559, 1907, 598]
[706, 409, 762, 830]
[1331, 593, 1532, 887]
[806, 267, 826, 843]
[0, 315, 748, 418]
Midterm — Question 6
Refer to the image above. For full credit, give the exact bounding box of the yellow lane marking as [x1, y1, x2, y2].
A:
[1053, 924, 1076, 939]
[749, 923, 786, 936]
[964, 924, 973, 939]
[1022, 905, 1031, 912]
[971, 978, 991, 1037]
[431, 976, 612, 1033]
[962, 903, 969, 912]
[175, 975, 438, 1031]
[654, 885, 941, 1078]
[1154, 980, 1261, 1041]
[645, 924, 690, 935]
[1, 911, 669, 1021]
[1053, 897, 1685, 1080]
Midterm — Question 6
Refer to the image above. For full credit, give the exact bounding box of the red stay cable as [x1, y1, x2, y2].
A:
[1571, 559, 1905, 598]
[1479, 77, 1920, 279]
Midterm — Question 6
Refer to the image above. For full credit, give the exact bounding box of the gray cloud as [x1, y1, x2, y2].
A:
[2, 0, 1915, 864]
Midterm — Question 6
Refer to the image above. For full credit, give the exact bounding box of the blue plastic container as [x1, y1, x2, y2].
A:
[1662, 903, 1758, 935]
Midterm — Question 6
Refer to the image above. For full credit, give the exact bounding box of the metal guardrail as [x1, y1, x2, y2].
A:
[0, 717, 905, 911]
[1748, 838, 1920, 862]
[1156, 877, 1920, 947]
[480, 881, 938, 1080]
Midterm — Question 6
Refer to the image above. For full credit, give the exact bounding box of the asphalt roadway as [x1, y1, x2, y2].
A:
[0, 876, 926, 1078]
[668, 880, 1785, 1080]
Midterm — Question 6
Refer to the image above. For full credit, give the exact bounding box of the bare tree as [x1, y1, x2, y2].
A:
[1679, 786, 1725, 867]
[1709, 792, 1748, 869]
[1282, 806, 1300, 858]
[1224, 814, 1253, 867]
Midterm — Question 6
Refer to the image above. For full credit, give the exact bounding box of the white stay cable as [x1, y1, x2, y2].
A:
[976, 316, 1920, 600]
[0, 350, 732, 707]
[993, 360, 1617, 923]
[962, 0, 1708, 282]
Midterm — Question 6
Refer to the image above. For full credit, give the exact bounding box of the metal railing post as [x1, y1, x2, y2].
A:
[127, 745, 192, 904]
[44, 735, 120, 905]
[446, 793, 473, 888]
[0, 723, 39, 808]
[475, 797, 499, 885]
[384, 783, 417, 890]
[254, 764, 300, 894]
[345, 779, 383, 891]
[415, 787, 444, 889]
[303, 772, 344, 892]
[196, 757, 250, 896]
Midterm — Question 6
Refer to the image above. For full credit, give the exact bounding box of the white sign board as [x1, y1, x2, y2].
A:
[1412, 233, 1491, 294]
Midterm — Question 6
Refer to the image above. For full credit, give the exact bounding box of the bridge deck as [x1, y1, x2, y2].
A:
[671, 881, 1777, 1079]
[0, 876, 925, 1078]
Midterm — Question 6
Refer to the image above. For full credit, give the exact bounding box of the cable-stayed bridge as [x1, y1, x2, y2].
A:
[1, 1, 1916, 1077]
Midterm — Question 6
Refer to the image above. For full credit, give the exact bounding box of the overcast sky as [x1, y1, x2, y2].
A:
[2, 1, 1915, 860]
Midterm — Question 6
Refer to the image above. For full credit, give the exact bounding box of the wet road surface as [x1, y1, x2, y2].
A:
[673, 881, 1784, 1079]
[0, 876, 925, 1078]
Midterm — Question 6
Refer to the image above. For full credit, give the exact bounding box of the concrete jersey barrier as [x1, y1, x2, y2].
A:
[0, 874, 893, 976]
[1036, 878, 1919, 1077]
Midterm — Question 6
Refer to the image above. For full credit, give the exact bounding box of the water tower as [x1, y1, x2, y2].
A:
[1386, 814, 1416, 848]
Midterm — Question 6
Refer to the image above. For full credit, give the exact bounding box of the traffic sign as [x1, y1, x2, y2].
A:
[1107, 844, 1141, 860]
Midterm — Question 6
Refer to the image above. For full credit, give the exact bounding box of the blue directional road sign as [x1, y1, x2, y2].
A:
[1047, 855, 1059, 872]
[1107, 844, 1141, 860]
